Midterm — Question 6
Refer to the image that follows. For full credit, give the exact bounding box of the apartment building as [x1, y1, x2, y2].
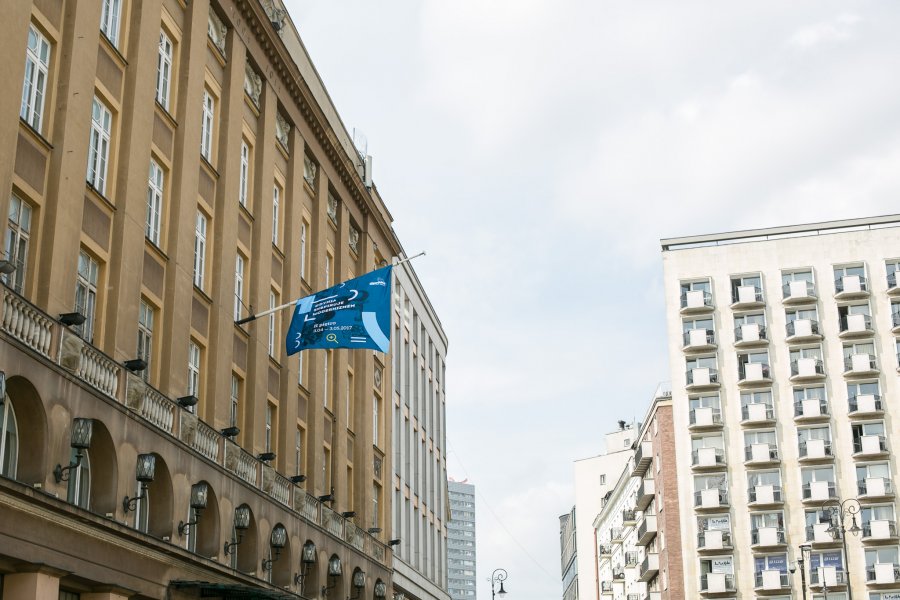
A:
[0, 0, 428, 598]
[592, 387, 684, 600]
[661, 215, 900, 599]
[561, 506, 578, 600]
[391, 258, 451, 600]
[568, 422, 639, 600]
[448, 480, 477, 600]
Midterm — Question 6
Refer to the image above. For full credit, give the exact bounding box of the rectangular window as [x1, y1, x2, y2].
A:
[372, 483, 381, 528]
[200, 90, 214, 161]
[156, 31, 173, 110]
[146, 160, 164, 245]
[268, 290, 278, 358]
[5, 194, 32, 294]
[272, 184, 280, 246]
[100, 0, 122, 46]
[193, 212, 207, 289]
[239, 141, 249, 206]
[325, 252, 332, 288]
[230, 374, 240, 428]
[21, 24, 51, 132]
[234, 254, 244, 320]
[266, 403, 275, 452]
[323, 350, 331, 408]
[137, 300, 153, 381]
[373, 395, 381, 447]
[187, 341, 200, 410]
[74, 250, 99, 342]
[295, 427, 304, 476]
[86, 97, 112, 194]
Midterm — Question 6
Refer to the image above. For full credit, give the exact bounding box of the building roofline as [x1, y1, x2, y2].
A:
[661, 213, 900, 251]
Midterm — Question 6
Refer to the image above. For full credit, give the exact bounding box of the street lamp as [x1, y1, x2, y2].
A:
[789, 543, 810, 600]
[491, 568, 508, 600]
[822, 497, 861, 600]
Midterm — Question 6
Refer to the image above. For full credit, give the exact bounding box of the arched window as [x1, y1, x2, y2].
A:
[134, 480, 150, 533]
[0, 398, 18, 478]
[67, 448, 91, 509]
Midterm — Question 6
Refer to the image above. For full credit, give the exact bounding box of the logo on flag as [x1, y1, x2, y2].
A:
[286, 266, 392, 354]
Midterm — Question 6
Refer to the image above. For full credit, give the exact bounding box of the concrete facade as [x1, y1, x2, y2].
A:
[662, 215, 900, 599]
[391, 259, 451, 600]
[0, 0, 434, 598]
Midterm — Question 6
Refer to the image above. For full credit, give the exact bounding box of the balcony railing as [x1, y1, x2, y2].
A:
[744, 444, 779, 463]
[893, 311, 900, 329]
[835, 274, 868, 295]
[866, 564, 900, 583]
[610, 527, 624, 541]
[862, 519, 898, 539]
[738, 362, 771, 382]
[692, 448, 726, 468]
[799, 439, 833, 459]
[844, 353, 878, 373]
[636, 478, 655, 511]
[794, 398, 828, 419]
[734, 324, 767, 344]
[858, 477, 894, 497]
[840, 313, 874, 335]
[791, 358, 825, 378]
[754, 571, 789, 589]
[783, 280, 816, 300]
[741, 403, 775, 422]
[751, 527, 786, 546]
[683, 329, 716, 348]
[809, 568, 847, 586]
[699, 573, 735, 592]
[632, 440, 653, 477]
[686, 367, 719, 386]
[889, 271, 899, 290]
[637, 515, 658, 546]
[623, 509, 637, 524]
[786, 318, 821, 339]
[680, 290, 714, 311]
[0, 282, 390, 565]
[802, 481, 837, 500]
[689, 407, 722, 427]
[731, 285, 764, 305]
[853, 435, 888, 455]
[624, 551, 639, 566]
[601, 581, 613, 593]
[694, 489, 728, 508]
[697, 530, 732, 549]
[749, 485, 783, 504]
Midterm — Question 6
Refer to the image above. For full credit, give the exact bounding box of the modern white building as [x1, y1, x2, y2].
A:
[563, 422, 639, 600]
[392, 258, 451, 600]
[661, 214, 900, 599]
[448, 480, 477, 600]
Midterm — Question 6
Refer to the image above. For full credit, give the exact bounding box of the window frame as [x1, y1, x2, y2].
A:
[20, 23, 51, 132]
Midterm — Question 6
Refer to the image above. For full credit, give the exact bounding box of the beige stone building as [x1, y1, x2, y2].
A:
[662, 215, 900, 599]
[0, 0, 424, 598]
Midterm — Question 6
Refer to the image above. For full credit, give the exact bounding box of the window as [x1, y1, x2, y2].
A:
[373, 395, 381, 447]
[295, 427, 304, 476]
[66, 447, 91, 509]
[323, 350, 332, 408]
[265, 403, 275, 452]
[21, 24, 51, 132]
[5, 194, 32, 294]
[74, 250, 99, 342]
[200, 90, 214, 161]
[137, 300, 153, 381]
[599, 474, 606, 485]
[272, 184, 280, 246]
[100, 0, 122, 46]
[325, 252, 332, 287]
[146, 160, 164, 245]
[861, 504, 895, 531]
[372, 482, 381, 528]
[299, 221, 308, 281]
[887, 260, 900, 288]
[187, 341, 200, 410]
[0, 398, 19, 479]
[838, 302, 872, 332]
[133, 478, 150, 533]
[193, 212, 207, 289]
[230, 374, 239, 428]
[86, 97, 112, 194]
[730, 273, 763, 303]
[239, 141, 249, 206]
[156, 31, 173, 110]
[268, 290, 278, 358]
[864, 546, 899, 575]
[234, 254, 244, 320]
[852, 421, 886, 453]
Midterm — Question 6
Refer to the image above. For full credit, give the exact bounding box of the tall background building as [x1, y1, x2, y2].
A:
[391, 257, 450, 600]
[662, 215, 900, 598]
[0, 1, 446, 598]
[448, 480, 477, 600]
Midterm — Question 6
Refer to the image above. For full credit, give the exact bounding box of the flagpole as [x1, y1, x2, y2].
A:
[234, 251, 425, 325]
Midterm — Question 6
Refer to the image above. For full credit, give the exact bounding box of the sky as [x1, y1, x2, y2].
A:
[281, 2, 900, 599]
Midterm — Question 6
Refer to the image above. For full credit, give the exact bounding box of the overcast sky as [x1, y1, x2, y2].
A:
[282, 2, 900, 598]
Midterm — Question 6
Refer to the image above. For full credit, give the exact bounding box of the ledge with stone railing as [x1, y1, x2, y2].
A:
[0, 283, 391, 566]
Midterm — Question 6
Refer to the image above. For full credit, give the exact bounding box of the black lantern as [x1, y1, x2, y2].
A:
[349, 568, 366, 599]
[123, 453, 156, 513]
[178, 482, 209, 536]
[294, 541, 317, 588]
[53, 418, 93, 482]
[262, 524, 287, 570]
[373, 580, 387, 599]
[224, 505, 251, 555]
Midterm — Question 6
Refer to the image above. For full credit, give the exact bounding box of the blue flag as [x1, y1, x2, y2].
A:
[286, 266, 392, 354]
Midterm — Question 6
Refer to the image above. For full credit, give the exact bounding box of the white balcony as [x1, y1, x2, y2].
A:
[734, 323, 768, 347]
[854, 434, 888, 458]
[799, 438, 833, 462]
[692, 447, 726, 470]
[741, 402, 775, 425]
[731, 285, 764, 309]
[862, 519, 898, 542]
[892, 310, 900, 333]
[806, 522, 839, 546]
[689, 407, 723, 430]
[636, 515, 658, 546]
[637, 553, 659, 583]
[754, 569, 789, 591]
[738, 362, 772, 386]
[790, 358, 825, 381]
[839, 313, 874, 338]
[785, 318, 823, 343]
[700, 572, 735, 594]
[686, 367, 720, 390]
[845, 353, 879, 376]
[809, 566, 846, 588]
[681, 290, 714, 314]
[697, 529, 732, 552]
[803, 480, 837, 503]
[744, 443, 779, 466]
[889, 272, 900, 295]
[635, 478, 655, 511]
[751, 526, 786, 548]
[684, 328, 717, 352]
[849, 394, 883, 417]
[632, 440, 653, 477]
[695, 488, 728, 510]
[859, 476, 894, 500]
[783, 280, 817, 304]
[749, 484, 783, 507]
[868, 562, 900, 584]
[835, 274, 869, 299]
[794, 398, 828, 422]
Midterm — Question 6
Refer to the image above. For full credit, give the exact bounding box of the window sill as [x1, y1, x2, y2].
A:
[193, 285, 213, 305]
[100, 32, 128, 67]
[154, 101, 178, 129]
[238, 202, 254, 222]
[200, 156, 219, 179]
[18, 119, 53, 150]
[144, 238, 169, 263]
[84, 181, 116, 211]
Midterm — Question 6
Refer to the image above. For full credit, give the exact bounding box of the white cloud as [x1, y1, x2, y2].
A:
[788, 13, 862, 48]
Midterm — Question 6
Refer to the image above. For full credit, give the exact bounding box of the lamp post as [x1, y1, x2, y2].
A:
[491, 568, 508, 600]
[821, 497, 861, 600]
[790, 543, 810, 600]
